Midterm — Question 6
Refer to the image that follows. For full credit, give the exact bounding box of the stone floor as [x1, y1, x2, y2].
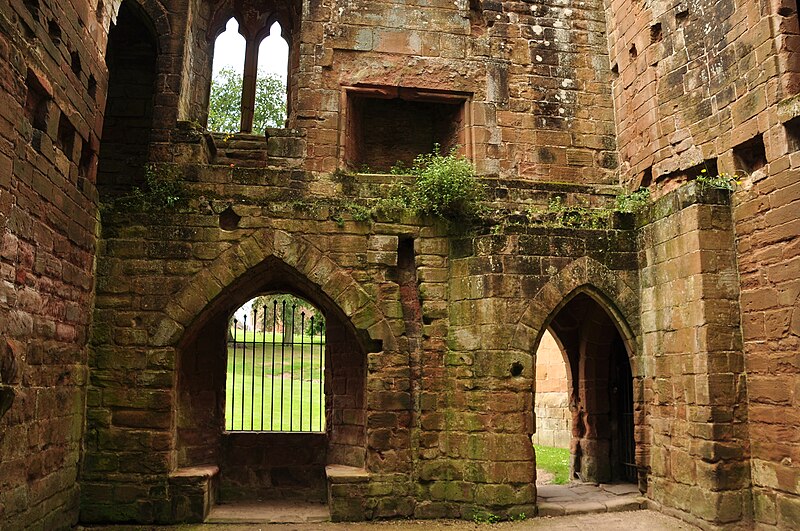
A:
[79, 484, 678, 530]
[201, 482, 645, 524]
[536, 482, 647, 516]
[79, 510, 700, 530]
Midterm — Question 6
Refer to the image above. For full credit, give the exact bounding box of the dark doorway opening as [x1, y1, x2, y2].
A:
[535, 292, 638, 485]
[97, 1, 157, 196]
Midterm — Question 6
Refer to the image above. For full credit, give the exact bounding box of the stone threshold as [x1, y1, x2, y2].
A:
[206, 500, 330, 524]
[537, 482, 646, 517]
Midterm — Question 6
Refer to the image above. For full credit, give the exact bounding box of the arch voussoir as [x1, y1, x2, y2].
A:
[509, 256, 639, 357]
[153, 228, 397, 350]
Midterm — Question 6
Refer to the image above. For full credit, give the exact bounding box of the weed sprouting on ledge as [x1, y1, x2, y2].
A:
[337, 146, 486, 224]
[108, 164, 187, 212]
[614, 188, 651, 214]
[537, 195, 612, 229]
[695, 169, 739, 191]
[410, 146, 486, 220]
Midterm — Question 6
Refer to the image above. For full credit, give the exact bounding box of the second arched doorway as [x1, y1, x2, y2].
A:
[533, 291, 638, 485]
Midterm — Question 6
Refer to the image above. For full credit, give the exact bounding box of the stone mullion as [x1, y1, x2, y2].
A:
[239, 38, 259, 133]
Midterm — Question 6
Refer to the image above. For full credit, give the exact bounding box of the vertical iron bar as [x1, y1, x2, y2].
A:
[250, 312, 256, 430]
[280, 300, 286, 430]
[309, 316, 314, 433]
[261, 305, 267, 431]
[318, 323, 323, 431]
[271, 300, 277, 430]
[231, 319, 237, 431]
[241, 317, 247, 430]
[300, 312, 305, 432]
[290, 304, 296, 431]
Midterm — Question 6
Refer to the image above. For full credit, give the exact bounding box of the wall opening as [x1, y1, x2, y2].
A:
[175, 257, 367, 504]
[208, 17, 246, 133]
[255, 22, 289, 129]
[96, 0, 158, 196]
[24, 70, 51, 152]
[207, 1, 294, 133]
[535, 292, 638, 485]
[225, 294, 326, 433]
[786, 116, 800, 151]
[532, 329, 571, 450]
[344, 86, 470, 172]
[733, 134, 768, 174]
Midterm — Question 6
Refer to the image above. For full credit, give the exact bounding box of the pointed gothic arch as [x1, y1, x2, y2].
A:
[509, 256, 640, 374]
[167, 229, 392, 505]
[509, 257, 646, 487]
[150, 228, 396, 352]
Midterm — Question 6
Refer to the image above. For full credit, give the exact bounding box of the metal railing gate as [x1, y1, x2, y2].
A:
[226, 300, 325, 432]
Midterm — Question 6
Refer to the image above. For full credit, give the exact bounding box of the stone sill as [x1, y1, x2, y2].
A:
[777, 93, 800, 124]
[170, 465, 220, 483]
[325, 464, 370, 483]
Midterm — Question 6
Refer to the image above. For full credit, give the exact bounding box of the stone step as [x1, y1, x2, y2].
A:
[206, 500, 330, 524]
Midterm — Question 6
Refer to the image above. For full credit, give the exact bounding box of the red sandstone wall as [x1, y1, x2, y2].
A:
[173, 0, 618, 182]
[606, 0, 800, 525]
[532, 330, 570, 449]
[283, 0, 618, 182]
[0, 0, 107, 527]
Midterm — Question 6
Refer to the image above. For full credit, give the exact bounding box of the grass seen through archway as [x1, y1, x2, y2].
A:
[226, 328, 325, 432]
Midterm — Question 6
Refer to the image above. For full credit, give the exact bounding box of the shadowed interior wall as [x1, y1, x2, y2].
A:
[345, 95, 465, 172]
[96, 1, 157, 195]
[547, 294, 636, 484]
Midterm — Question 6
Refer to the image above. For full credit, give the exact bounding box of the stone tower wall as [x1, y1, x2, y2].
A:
[178, 0, 620, 182]
[0, 0, 110, 527]
[0, 0, 798, 527]
[605, 0, 800, 525]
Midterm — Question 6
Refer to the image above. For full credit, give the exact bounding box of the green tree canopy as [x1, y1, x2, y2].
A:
[249, 294, 325, 337]
[208, 67, 286, 133]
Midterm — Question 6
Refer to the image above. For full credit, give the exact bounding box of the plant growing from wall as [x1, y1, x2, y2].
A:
[111, 164, 186, 211]
[328, 147, 485, 225]
[411, 146, 486, 219]
[370, 146, 485, 222]
[614, 188, 651, 213]
[537, 196, 612, 229]
[695, 169, 738, 191]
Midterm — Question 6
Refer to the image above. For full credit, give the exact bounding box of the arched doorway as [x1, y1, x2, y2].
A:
[534, 291, 637, 485]
[175, 257, 369, 512]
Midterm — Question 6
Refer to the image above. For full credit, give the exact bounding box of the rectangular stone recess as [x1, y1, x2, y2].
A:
[219, 432, 327, 502]
[733, 134, 767, 173]
[343, 86, 470, 172]
[786, 116, 800, 151]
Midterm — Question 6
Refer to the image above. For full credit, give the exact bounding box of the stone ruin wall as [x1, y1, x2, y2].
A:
[0, 0, 797, 528]
[0, 0, 111, 526]
[606, 0, 800, 526]
[532, 330, 570, 449]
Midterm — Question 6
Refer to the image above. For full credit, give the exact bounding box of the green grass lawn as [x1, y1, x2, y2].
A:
[534, 445, 571, 484]
[226, 343, 325, 432]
